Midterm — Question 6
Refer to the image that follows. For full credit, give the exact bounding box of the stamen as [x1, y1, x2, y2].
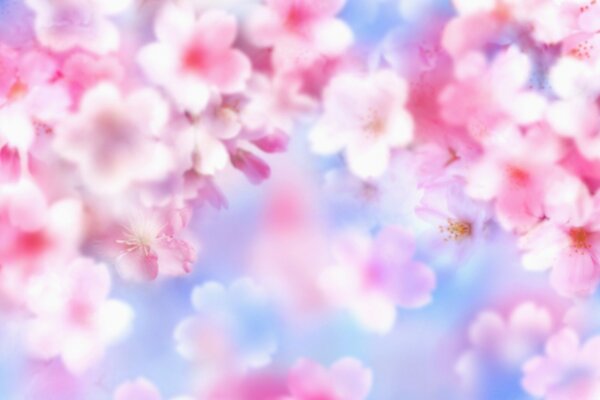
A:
[569, 227, 591, 254]
[439, 218, 472, 241]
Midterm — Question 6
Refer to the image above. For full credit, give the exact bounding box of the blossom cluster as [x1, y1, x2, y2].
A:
[2, 0, 600, 399]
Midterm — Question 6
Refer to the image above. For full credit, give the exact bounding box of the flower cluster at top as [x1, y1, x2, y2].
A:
[4, 0, 600, 399]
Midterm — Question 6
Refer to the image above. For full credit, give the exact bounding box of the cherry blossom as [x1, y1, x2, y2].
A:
[174, 279, 277, 373]
[111, 206, 196, 282]
[320, 227, 435, 333]
[522, 328, 600, 400]
[519, 181, 600, 298]
[137, 3, 251, 114]
[53, 83, 173, 194]
[466, 124, 565, 232]
[114, 378, 162, 400]
[440, 46, 547, 136]
[24, 0, 132, 54]
[246, 0, 353, 71]
[286, 357, 372, 400]
[309, 69, 414, 179]
[24, 257, 133, 373]
[456, 302, 555, 397]
[416, 179, 492, 259]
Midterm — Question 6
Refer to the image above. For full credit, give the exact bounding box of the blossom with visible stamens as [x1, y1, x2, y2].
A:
[309, 70, 414, 179]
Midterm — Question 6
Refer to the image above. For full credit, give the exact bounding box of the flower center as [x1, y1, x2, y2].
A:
[182, 45, 206, 73]
[507, 166, 529, 186]
[362, 110, 386, 137]
[439, 219, 472, 241]
[569, 40, 593, 60]
[7, 80, 27, 101]
[569, 227, 591, 253]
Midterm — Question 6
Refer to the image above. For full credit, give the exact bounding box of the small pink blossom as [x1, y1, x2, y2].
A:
[53, 83, 173, 193]
[466, 124, 565, 232]
[519, 180, 600, 298]
[320, 227, 435, 333]
[24, 0, 132, 54]
[522, 328, 600, 400]
[309, 70, 414, 179]
[287, 357, 372, 400]
[241, 73, 316, 134]
[138, 4, 251, 114]
[114, 378, 162, 400]
[456, 302, 555, 395]
[24, 257, 133, 374]
[246, 0, 353, 71]
[440, 46, 547, 135]
[112, 207, 196, 282]
[416, 179, 492, 259]
[174, 279, 277, 372]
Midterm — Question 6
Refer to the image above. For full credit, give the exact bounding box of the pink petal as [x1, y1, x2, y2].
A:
[550, 252, 600, 298]
[155, 235, 196, 276]
[230, 149, 271, 184]
[196, 10, 238, 49]
[116, 249, 159, 282]
[251, 131, 290, 153]
[204, 49, 251, 93]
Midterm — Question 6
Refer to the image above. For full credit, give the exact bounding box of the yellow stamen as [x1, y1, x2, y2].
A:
[439, 219, 472, 241]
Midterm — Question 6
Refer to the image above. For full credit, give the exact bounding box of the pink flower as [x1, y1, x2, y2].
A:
[287, 358, 372, 400]
[545, 56, 600, 160]
[416, 179, 492, 259]
[61, 52, 125, 100]
[0, 196, 84, 310]
[309, 70, 414, 179]
[137, 4, 251, 114]
[415, 131, 481, 186]
[440, 47, 547, 135]
[113, 207, 196, 282]
[53, 83, 173, 194]
[246, 0, 353, 71]
[320, 227, 435, 333]
[114, 378, 162, 400]
[24, 257, 133, 374]
[24, 0, 132, 54]
[519, 180, 600, 298]
[241, 73, 316, 134]
[456, 302, 554, 396]
[174, 279, 277, 372]
[230, 148, 271, 184]
[466, 124, 565, 232]
[522, 328, 600, 400]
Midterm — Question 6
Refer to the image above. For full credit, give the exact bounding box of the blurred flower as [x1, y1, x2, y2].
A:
[24, 257, 133, 374]
[137, 3, 251, 114]
[309, 70, 414, 179]
[457, 302, 555, 398]
[53, 83, 173, 194]
[519, 179, 600, 298]
[522, 328, 600, 400]
[174, 279, 277, 374]
[24, 0, 132, 54]
[114, 378, 162, 400]
[440, 46, 547, 136]
[320, 226, 435, 333]
[246, 0, 353, 72]
[466, 124, 564, 232]
[287, 357, 372, 400]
